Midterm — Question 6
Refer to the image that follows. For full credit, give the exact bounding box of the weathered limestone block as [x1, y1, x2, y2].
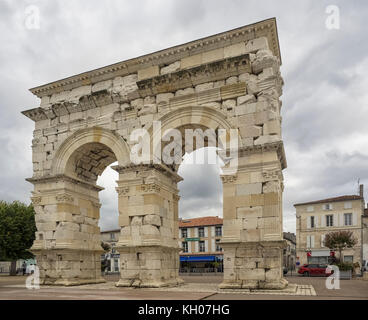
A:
[138, 104, 157, 116]
[239, 125, 262, 138]
[138, 66, 160, 81]
[236, 183, 262, 196]
[161, 61, 181, 75]
[237, 94, 256, 106]
[195, 82, 214, 92]
[254, 135, 281, 145]
[156, 93, 174, 106]
[175, 87, 195, 96]
[92, 80, 112, 93]
[244, 37, 269, 54]
[239, 73, 260, 94]
[252, 49, 280, 75]
[143, 214, 161, 226]
[222, 99, 236, 110]
[224, 42, 246, 58]
[226, 76, 238, 85]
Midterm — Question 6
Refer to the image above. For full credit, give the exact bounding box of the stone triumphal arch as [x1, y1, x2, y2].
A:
[23, 18, 288, 289]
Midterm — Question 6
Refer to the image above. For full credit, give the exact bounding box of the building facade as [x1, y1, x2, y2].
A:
[178, 217, 224, 272]
[101, 229, 120, 273]
[283, 232, 296, 271]
[295, 190, 366, 270]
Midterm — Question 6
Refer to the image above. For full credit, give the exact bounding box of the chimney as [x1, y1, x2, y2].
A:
[359, 184, 364, 198]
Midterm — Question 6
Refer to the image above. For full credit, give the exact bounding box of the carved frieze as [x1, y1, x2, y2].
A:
[56, 193, 74, 204]
[116, 187, 129, 196]
[220, 175, 237, 184]
[141, 183, 161, 194]
[31, 196, 42, 205]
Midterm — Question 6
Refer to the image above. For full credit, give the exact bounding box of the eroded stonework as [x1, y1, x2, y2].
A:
[23, 18, 287, 289]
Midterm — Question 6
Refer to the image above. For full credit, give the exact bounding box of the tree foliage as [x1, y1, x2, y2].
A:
[101, 241, 111, 252]
[0, 201, 37, 261]
[324, 231, 357, 251]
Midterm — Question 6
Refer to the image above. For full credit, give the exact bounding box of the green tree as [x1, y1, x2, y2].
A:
[0, 201, 37, 275]
[324, 230, 357, 263]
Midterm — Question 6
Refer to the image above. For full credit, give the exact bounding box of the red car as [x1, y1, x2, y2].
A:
[298, 264, 333, 277]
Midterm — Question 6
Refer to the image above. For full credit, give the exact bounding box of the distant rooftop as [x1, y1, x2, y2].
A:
[294, 195, 363, 207]
[179, 216, 223, 228]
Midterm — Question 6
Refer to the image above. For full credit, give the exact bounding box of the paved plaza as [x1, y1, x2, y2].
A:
[1, 275, 367, 300]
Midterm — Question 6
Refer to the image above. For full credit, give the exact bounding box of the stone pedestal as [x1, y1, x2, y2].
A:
[219, 241, 287, 289]
[116, 245, 183, 288]
[28, 175, 106, 286]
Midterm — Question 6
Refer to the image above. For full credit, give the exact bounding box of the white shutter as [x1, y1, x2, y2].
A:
[211, 226, 215, 237]
[330, 204, 333, 210]
[315, 216, 319, 228]
[352, 213, 358, 226]
[195, 228, 198, 237]
[188, 241, 192, 253]
[321, 234, 325, 247]
[204, 240, 208, 252]
[307, 216, 311, 229]
[204, 227, 208, 237]
[311, 235, 315, 248]
[339, 213, 344, 226]
[195, 241, 199, 252]
[307, 235, 311, 248]
[212, 239, 215, 252]
[321, 215, 326, 227]
[333, 214, 338, 227]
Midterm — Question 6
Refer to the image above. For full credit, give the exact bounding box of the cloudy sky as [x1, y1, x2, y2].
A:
[1, 0, 367, 233]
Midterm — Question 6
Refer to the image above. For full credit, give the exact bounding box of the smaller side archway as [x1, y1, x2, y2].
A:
[29, 127, 131, 286]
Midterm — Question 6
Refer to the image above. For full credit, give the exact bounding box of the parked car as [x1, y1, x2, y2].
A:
[298, 264, 333, 277]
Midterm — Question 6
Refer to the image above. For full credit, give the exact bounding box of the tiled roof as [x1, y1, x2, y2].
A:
[294, 195, 363, 207]
[179, 216, 223, 228]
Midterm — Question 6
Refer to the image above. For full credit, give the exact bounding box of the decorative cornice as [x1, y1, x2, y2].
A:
[112, 163, 183, 183]
[173, 194, 181, 202]
[238, 141, 287, 169]
[28, 18, 281, 98]
[26, 174, 104, 192]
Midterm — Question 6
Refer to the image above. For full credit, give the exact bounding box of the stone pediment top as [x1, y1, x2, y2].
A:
[29, 18, 281, 98]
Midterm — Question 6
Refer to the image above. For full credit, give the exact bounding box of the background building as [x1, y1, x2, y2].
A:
[295, 186, 366, 270]
[101, 229, 120, 273]
[283, 232, 296, 271]
[178, 216, 223, 273]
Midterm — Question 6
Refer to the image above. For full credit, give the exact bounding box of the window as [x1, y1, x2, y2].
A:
[111, 248, 116, 254]
[307, 206, 314, 212]
[198, 227, 205, 238]
[307, 235, 314, 248]
[344, 202, 352, 209]
[310, 216, 315, 228]
[323, 204, 333, 210]
[181, 228, 188, 238]
[182, 242, 188, 253]
[326, 215, 333, 227]
[114, 259, 119, 272]
[344, 213, 352, 226]
[216, 239, 222, 252]
[215, 226, 222, 237]
[199, 241, 205, 252]
[344, 256, 353, 263]
[110, 233, 115, 240]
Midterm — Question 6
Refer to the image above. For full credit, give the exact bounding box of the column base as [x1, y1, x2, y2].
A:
[219, 240, 288, 290]
[116, 245, 182, 288]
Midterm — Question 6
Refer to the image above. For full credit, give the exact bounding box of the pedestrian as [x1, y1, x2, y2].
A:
[22, 261, 26, 275]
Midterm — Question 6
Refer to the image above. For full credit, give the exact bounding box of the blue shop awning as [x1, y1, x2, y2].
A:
[180, 256, 217, 262]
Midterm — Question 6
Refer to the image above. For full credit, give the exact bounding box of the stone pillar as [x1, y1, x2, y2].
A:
[28, 175, 105, 286]
[113, 163, 184, 288]
[219, 143, 288, 290]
